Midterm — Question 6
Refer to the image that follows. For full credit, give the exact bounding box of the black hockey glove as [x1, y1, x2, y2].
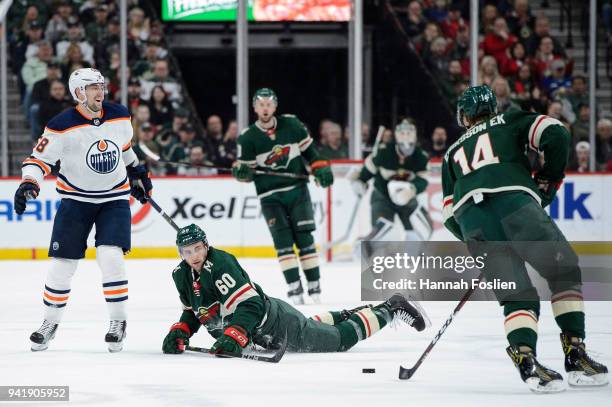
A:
[127, 164, 153, 204]
[534, 173, 561, 208]
[14, 179, 40, 215]
[162, 322, 191, 354]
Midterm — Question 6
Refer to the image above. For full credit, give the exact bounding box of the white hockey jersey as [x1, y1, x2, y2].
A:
[21, 102, 139, 204]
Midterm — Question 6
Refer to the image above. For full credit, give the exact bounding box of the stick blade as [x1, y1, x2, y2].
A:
[270, 330, 289, 363]
[399, 365, 415, 380]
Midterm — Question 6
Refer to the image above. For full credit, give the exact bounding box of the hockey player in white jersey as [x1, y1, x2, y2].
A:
[13, 68, 153, 352]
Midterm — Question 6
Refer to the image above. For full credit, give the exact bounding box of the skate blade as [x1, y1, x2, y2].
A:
[309, 294, 321, 304]
[289, 295, 305, 305]
[31, 342, 49, 352]
[568, 371, 609, 387]
[107, 342, 124, 353]
[526, 378, 566, 393]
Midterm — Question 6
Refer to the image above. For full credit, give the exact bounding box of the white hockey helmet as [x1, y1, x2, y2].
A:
[394, 120, 417, 156]
[68, 68, 105, 103]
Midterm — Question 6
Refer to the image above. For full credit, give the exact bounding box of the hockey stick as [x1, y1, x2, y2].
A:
[147, 197, 181, 232]
[398, 277, 480, 380]
[138, 142, 308, 180]
[182, 332, 288, 363]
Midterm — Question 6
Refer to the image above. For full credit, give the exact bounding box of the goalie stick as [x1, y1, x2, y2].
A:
[138, 142, 308, 180]
[180, 332, 288, 363]
[399, 277, 480, 380]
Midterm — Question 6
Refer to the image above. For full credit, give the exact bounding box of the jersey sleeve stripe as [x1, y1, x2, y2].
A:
[529, 115, 563, 151]
[122, 142, 132, 152]
[105, 117, 131, 124]
[298, 136, 313, 151]
[364, 155, 377, 174]
[22, 158, 51, 175]
[223, 283, 259, 312]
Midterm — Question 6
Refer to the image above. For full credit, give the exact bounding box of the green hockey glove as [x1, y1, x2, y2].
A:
[210, 326, 249, 355]
[231, 161, 255, 182]
[311, 160, 334, 188]
[534, 173, 562, 208]
[162, 322, 191, 354]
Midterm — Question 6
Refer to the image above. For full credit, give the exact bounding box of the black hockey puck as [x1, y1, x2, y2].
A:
[362, 368, 376, 374]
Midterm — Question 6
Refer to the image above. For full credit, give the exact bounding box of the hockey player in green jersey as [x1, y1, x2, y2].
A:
[231, 88, 333, 305]
[350, 120, 433, 243]
[161, 224, 429, 356]
[442, 85, 608, 392]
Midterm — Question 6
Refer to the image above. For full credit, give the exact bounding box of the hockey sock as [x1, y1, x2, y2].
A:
[295, 232, 320, 282]
[504, 301, 540, 352]
[335, 307, 391, 351]
[551, 290, 585, 339]
[43, 258, 78, 323]
[310, 311, 342, 325]
[97, 246, 128, 321]
[277, 247, 300, 284]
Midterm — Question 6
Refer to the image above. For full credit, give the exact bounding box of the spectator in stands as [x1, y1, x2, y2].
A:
[568, 141, 591, 173]
[504, 41, 527, 77]
[128, 6, 150, 43]
[20, 5, 43, 34]
[134, 122, 161, 173]
[24, 21, 48, 60]
[531, 35, 564, 82]
[596, 119, 612, 170]
[480, 4, 499, 35]
[482, 17, 518, 76]
[318, 119, 334, 146]
[382, 128, 393, 143]
[177, 124, 198, 159]
[563, 75, 589, 118]
[94, 16, 139, 69]
[542, 59, 572, 97]
[510, 64, 536, 101]
[362, 123, 373, 157]
[178, 144, 217, 176]
[319, 122, 348, 159]
[204, 114, 231, 166]
[440, 3, 467, 40]
[219, 119, 239, 166]
[155, 128, 183, 174]
[425, 37, 450, 77]
[45, 1, 74, 45]
[547, 100, 567, 123]
[38, 79, 72, 129]
[526, 15, 566, 58]
[61, 43, 91, 78]
[428, 126, 448, 158]
[127, 77, 146, 113]
[450, 25, 471, 75]
[132, 104, 151, 142]
[571, 104, 590, 143]
[11, 21, 44, 75]
[416, 22, 442, 57]
[85, 4, 109, 44]
[477, 55, 499, 86]
[505, 0, 534, 43]
[148, 85, 174, 128]
[165, 107, 190, 132]
[140, 59, 182, 103]
[30, 62, 63, 140]
[402, 0, 427, 38]
[492, 77, 520, 113]
[56, 18, 94, 65]
[133, 38, 164, 79]
[424, 0, 448, 23]
[21, 40, 53, 116]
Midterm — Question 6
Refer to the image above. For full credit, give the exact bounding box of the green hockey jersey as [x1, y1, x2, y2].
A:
[358, 140, 429, 200]
[171, 247, 267, 338]
[441, 110, 570, 240]
[237, 114, 323, 198]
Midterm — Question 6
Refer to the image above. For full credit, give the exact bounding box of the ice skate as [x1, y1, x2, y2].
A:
[287, 281, 304, 305]
[378, 293, 430, 331]
[30, 320, 58, 352]
[561, 333, 608, 387]
[307, 280, 322, 304]
[506, 345, 565, 393]
[105, 320, 127, 353]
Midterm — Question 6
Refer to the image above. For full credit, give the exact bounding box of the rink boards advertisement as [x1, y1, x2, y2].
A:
[0, 172, 610, 259]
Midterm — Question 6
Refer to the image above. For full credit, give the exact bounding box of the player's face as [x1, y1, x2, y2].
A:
[395, 129, 417, 156]
[180, 241, 208, 271]
[253, 98, 277, 123]
[84, 84, 105, 112]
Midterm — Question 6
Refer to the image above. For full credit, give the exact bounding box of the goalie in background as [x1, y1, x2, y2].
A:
[350, 120, 433, 255]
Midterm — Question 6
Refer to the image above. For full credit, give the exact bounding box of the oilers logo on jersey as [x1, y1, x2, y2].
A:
[87, 139, 120, 174]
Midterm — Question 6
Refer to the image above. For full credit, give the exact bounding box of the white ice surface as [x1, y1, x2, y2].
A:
[0, 258, 610, 407]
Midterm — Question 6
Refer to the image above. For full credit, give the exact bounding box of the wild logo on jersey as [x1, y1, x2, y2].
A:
[264, 145, 291, 169]
[197, 304, 220, 324]
[86, 139, 120, 174]
[391, 169, 416, 181]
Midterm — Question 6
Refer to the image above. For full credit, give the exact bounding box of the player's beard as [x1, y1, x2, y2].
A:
[257, 114, 275, 128]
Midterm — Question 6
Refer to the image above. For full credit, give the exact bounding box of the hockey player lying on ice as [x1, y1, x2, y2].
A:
[162, 224, 429, 355]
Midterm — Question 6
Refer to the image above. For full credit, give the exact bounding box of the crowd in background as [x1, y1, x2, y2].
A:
[5, 0, 612, 175]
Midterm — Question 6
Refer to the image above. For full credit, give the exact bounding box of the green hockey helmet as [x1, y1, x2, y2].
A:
[456, 85, 497, 127]
[176, 223, 208, 248]
[252, 88, 278, 107]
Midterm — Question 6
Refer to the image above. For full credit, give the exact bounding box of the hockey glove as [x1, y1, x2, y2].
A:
[14, 179, 40, 215]
[210, 325, 249, 355]
[311, 160, 334, 188]
[231, 161, 254, 182]
[127, 164, 153, 204]
[534, 173, 562, 208]
[162, 322, 191, 354]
